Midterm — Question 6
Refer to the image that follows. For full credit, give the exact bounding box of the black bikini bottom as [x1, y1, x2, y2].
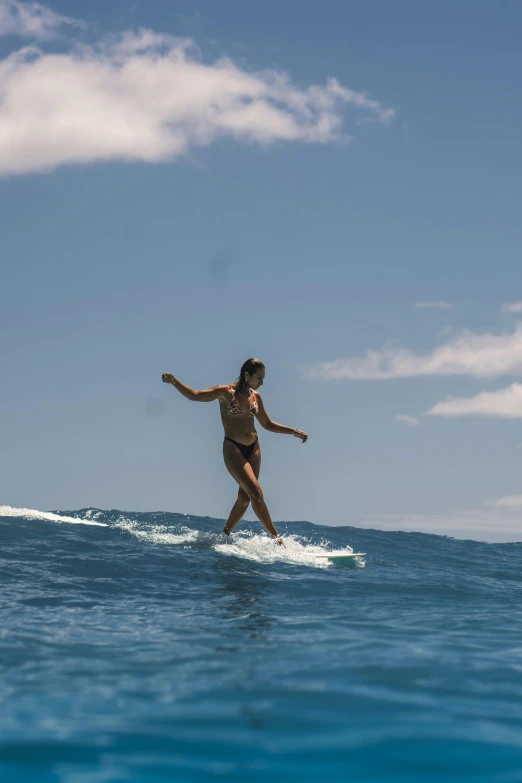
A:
[224, 435, 259, 460]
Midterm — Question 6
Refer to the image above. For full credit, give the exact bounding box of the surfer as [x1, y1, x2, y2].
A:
[161, 358, 308, 546]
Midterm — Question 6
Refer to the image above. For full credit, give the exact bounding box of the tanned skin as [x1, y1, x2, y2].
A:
[161, 367, 307, 546]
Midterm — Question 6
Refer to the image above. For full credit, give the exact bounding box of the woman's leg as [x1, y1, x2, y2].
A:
[223, 444, 261, 534]
[222, 440, 280, 538]
[223, 490, 250, 535]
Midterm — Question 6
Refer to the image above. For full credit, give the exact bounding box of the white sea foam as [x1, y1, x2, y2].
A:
[213, 531, 358, 569]
[113, 516, 200, 546]
[0, 505, 109, 527]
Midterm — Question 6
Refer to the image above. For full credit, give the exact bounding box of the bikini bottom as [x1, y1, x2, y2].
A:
[224, 435, 259, 460]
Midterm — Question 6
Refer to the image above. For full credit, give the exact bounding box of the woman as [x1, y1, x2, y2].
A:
[161, 358, 308, 546]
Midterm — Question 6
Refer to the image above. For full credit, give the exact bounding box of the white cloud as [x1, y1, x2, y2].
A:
[0, 15, 395, 176]
[353, 505, 522, 542]
[493, 494, 522, 509]
[427, 382, 522, 419]
[414, 301, 454, 310]
[345, 490, 522, 542]
[0, 0, 84, 40]
[502, 301, 522, 314]
[303, 322, 522, 381]
[395, 414, 420, 426]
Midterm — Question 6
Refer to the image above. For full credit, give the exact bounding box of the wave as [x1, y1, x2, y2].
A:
[2, 504, 521, 579]
[0, 505, 109, 526]
[0, 505, 363, 570]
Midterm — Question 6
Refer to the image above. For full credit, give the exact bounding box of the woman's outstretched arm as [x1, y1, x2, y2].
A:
[162, 372, 226, 402]
[254, 393, 308, 443]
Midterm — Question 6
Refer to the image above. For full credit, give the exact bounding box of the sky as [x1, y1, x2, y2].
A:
[1, 0, 522, 542]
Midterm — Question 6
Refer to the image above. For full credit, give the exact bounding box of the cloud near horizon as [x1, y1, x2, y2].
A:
[0, 2, 395, 176]
[355, 503, 522, 542]
[303, 322, 522, 381]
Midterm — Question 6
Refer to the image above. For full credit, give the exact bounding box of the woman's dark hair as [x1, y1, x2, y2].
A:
[234, 358, 265, 395]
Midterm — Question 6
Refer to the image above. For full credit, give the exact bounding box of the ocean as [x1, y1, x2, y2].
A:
[1, 505, 522, 782]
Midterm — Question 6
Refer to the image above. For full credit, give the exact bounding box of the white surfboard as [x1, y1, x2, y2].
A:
[317, 551, 366, 559]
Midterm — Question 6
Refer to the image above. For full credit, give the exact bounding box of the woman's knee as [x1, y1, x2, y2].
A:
[247, 485, 264, 505]
[238, 487, 250, 504]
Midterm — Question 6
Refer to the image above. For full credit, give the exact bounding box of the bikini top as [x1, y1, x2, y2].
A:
[225, 385, 259, 417]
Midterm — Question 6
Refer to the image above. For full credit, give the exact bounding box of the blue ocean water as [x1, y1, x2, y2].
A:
[1, 506, 522, 783]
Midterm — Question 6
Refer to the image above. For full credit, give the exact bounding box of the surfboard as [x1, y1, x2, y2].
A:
[316, 551, 366, 559]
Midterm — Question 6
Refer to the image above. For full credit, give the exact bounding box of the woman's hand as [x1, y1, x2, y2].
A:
[273, 536, 286, 547]
[162, 372, 176, 385]
[293, 429, 308, 443]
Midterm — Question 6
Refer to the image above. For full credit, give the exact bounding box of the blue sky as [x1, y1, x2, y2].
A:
[2, 0, 522, 541]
